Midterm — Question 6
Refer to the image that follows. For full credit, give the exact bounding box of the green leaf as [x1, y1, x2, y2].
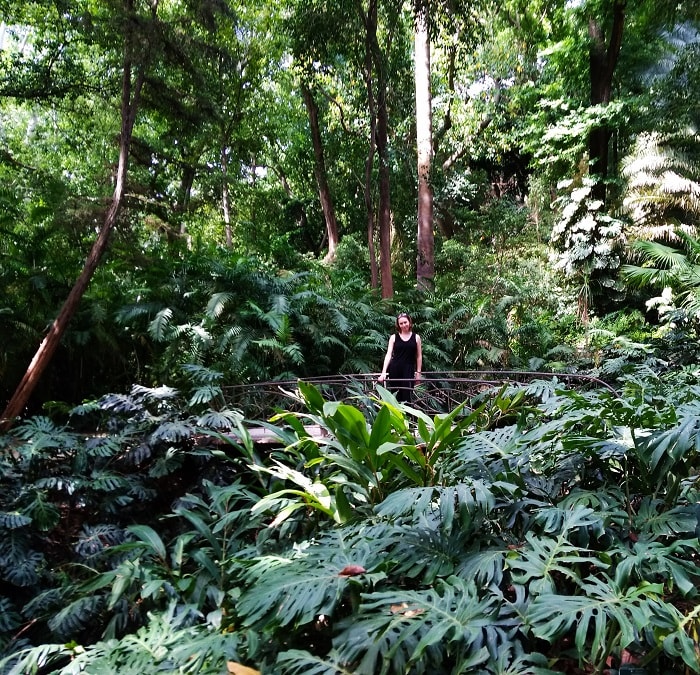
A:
[237, 533, 372, 628]
[0, 511, 32, 529]
[334, 484, 354, 523]
[298, 380, 326, 414]
[527, 576, 664, 665]
[368, 405, 393, 456]
[335, 577, 501, 674]
[126, 524, 167, 560]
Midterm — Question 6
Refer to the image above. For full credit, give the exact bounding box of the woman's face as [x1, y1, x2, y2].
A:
[397, 315, 411, 332]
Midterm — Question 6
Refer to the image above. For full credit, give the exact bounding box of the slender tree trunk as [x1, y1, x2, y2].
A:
[414, 0, 434, 291]
[221, 143, 232, 248]
[588, 0, 625, 204]
[365, 0, 393, 299]
[177, 163, 196, 236]
[1, 1, 152, 431]
[365, 141, 379, 289]
[377, 93, 393, 299]
[362, 4, 379, 290]
[301, 83, 340, 262]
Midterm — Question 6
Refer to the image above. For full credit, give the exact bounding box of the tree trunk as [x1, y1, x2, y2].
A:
[414, 1, 434, 291]
[365, 129, 379, 289]
[365, 0, 393, 299]
[362, 4, 379, 290]
[587, 0, 626, 204]
[301, 82, 340, 263]
[1, 1, 151, 431]
[221, 143, 233, 248]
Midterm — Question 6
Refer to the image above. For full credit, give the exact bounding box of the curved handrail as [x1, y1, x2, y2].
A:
[221, 370, 619, 419]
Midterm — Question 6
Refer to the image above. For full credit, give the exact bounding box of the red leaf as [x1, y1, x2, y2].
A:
[338, 564, 366, 576]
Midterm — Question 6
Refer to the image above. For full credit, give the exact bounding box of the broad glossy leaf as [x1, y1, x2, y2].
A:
[335, 577, 501, 674]
[127, 524, 167, 559]
[527, 576, 664, 663]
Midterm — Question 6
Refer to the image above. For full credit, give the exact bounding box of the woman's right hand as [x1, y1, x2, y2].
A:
[377, 373, 386, 383]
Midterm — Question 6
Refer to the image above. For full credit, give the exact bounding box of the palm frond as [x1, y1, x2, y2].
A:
[148, 307, 174, 341]
[205, 291, 235, 319]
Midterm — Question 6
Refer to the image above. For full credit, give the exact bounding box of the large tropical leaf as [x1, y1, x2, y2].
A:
[277, 649, 356, 675]
[334, 577, 505, 675]
[375, 483, 497, 525]
[236, 532, 379, 629]
[506, 507, 607, 594]
[526, 576, 665, 669]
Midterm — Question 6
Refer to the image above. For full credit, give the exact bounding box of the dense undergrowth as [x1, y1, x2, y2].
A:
[2, 348, 700, 674]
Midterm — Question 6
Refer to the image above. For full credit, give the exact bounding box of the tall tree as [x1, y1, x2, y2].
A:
[301, 82, 340, 262]
[587, 0, 626, 204]
[1, 0, 157, 430]
[414, 0, 435, 291]
[363, 0, 395, 298]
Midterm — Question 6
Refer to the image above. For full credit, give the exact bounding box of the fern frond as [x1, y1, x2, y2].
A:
[181, 364, 224, 384]
[114, 301, 163, 325]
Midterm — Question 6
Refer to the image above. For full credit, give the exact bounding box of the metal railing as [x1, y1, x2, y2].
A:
[222, 370, 618, 419]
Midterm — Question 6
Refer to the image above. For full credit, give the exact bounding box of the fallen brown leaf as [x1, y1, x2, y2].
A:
[227, 662, 260, 675]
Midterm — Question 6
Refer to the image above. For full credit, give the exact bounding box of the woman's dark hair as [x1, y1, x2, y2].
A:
[395, 312, 413, 331]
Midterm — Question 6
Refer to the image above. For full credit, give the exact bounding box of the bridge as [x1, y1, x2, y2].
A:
[222, 370, 618, 422]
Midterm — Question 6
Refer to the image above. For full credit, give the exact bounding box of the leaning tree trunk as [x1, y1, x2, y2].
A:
[414, 0, 434, 291]
[301, 82, 340, 263]
[0, 3, 150, 431]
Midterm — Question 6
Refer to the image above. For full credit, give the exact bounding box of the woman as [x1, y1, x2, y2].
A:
[377, 312, 422, 402]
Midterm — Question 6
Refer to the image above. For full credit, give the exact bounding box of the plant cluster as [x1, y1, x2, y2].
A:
[1, 365, 700, 674]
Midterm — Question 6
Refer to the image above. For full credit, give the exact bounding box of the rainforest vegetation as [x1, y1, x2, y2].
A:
[1, 0, 700, 672]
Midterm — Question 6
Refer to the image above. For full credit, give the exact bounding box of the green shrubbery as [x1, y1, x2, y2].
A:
[2, 362, 700, 674]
